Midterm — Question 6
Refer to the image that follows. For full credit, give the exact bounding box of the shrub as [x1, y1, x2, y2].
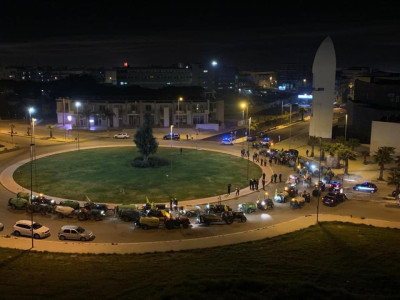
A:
[132, 156, 170, 168]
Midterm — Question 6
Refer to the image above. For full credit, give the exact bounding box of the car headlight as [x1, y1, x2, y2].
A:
[261, 201, 265, 205]
[101, 210, 105, 216]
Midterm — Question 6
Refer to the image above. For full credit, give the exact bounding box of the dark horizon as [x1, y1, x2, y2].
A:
[1, 1, 400, 72]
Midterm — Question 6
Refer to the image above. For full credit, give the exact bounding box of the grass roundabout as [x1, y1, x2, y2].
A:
[13, 146, 262, 204]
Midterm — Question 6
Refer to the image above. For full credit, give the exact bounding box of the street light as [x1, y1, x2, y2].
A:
[75, 101, 81, 151]
[316, 137, 322, 223]
[28, 106, 35, 249]
[170, 125, 174, 147]
[240, 102, 249, 134]
[240, 102, 250, 180]
[177, 97, 183, 128]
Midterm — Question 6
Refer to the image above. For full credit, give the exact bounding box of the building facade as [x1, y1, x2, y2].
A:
[56, 97, 224, 129]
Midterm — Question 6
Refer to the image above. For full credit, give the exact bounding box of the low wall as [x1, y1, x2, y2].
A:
[196, 123, 219, 131]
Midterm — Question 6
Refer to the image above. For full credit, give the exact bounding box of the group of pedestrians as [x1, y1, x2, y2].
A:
[270, 173, 282, 183]
[249, 178, 259, 190]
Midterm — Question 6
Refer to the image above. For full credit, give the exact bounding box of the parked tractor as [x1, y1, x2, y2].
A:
[138, 209, 190, 230]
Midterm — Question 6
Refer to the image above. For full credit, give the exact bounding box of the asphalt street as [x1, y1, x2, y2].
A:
[0, 120, 399, 248]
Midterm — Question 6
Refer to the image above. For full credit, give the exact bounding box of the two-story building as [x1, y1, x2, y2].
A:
[56, 97, 224, 129]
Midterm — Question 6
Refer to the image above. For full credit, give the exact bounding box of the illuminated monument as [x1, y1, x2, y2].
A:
[309, 36, 336, 139]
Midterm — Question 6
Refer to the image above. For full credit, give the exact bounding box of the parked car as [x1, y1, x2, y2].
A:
[322, 193, 347, 207]
[58, 225, 95, 241]
[114, 132, 130, 139]
[238, 202, 257, 213]
[353, 182, 378, 193]
[163, 133, 180, 140]
[13, 220, 50, 239]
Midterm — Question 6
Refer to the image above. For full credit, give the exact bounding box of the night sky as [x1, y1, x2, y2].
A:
[1, 0, 400, 72]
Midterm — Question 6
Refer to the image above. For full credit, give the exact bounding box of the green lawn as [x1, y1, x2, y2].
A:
[0, 222, 399, 299]
[13, 147, 261, 204]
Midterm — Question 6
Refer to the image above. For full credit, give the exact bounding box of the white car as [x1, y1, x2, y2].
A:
[13, 220, 50, 239]
[114, 132, 130, 139]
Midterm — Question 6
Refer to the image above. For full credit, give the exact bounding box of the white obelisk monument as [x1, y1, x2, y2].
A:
[309, 36, 336, 139]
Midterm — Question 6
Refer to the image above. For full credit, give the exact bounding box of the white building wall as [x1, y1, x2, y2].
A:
[309, 36, 336, 139]
[370, 121, 400, 155]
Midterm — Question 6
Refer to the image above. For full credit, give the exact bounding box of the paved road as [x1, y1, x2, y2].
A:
[0, 121, 399, 247]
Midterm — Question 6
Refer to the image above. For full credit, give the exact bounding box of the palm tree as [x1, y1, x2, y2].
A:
[307, 136, 320, 157]
[47, 124, 54, 138]
[346, 138, 360, 150]
[395, 155, 400, 168]
[373, 146, 396, 180]
[338, 148, 357, 175]
[298, 107, 307, 121]
[360, 150, 369, 165]
[323, 142, 342, 168]
[387, 169, 400, 197]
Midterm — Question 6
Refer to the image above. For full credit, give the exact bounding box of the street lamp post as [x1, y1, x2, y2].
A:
[289, 104, 292, 149]
[344, 113, 348, 141]
[177, 97, 183, 128]
[316, 137, 322, 223]
[28, 107, 35, 249]
[75, 102, 81, 151]
[170, 125, 174, 147]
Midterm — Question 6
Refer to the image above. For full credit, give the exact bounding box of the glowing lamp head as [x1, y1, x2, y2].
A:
[75, 101, 81, 108]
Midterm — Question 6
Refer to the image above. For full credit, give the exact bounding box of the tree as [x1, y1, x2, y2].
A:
[307, 136, 320, 157]
[298, 107, 307, 121]
[360, 150, 369, 165]
[346, 138, 360, 150]
[338, 147, 357, 175]
[133, 112, 158, 162]
[387, 169, 400, 197]
[47, 124, 54, 138]
[373, 146, 396, 180]
[323, 142, 342, 168]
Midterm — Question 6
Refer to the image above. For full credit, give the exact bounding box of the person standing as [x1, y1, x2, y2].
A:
[274, 173, 277, 183]
[227, 183, 231, 195]
[279, 174, 282, 182]
[235, 186, 240, 196]
[249, 179, 253, 190]
[260, 158, 263, 166]
[262, 179, 266, 190]
[262, 172, 266, 180]
[271, 174, 274, 184]
[306, 149, 309, 157]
